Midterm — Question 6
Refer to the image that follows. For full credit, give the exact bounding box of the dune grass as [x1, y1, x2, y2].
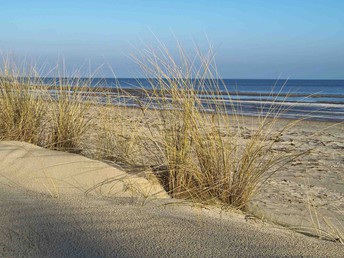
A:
[46, 81, 95, 152]
[0, 61, 96, 152]
[130, 42, 302, 209]
[0, 63, 47, 144]
[0, 48, 301, 210]
[1, 48, 342, 243]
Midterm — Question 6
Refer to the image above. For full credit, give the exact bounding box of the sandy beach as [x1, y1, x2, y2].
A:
[246, 119, 344, 235]
[87, 106, 344, 234]
[0, 141, 343, 257]
[2, 0, 343, 255]
[0, 106, 343, 257]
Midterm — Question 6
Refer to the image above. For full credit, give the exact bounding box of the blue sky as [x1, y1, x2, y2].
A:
[1, 0, 343, 79]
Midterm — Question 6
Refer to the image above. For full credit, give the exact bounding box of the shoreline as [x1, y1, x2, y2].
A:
[23, 81, 344, 122]
[97, 102, 344, 124]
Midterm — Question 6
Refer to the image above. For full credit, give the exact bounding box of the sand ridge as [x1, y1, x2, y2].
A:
[0, 141, 168, 199]
[0, 140, 343, 257]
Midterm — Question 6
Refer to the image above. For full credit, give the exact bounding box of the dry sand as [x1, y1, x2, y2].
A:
[92, 105, 344, 237]
[0, 104, 343, 256]
[0, 136, 343, 257]
[247, 119, 344, 237]
[109, 107, 344, 237]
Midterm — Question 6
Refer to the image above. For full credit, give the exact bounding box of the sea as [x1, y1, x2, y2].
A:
[39, 78, 344, 122]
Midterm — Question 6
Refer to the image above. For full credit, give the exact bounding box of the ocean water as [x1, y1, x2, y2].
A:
[40, 78, 344, 122]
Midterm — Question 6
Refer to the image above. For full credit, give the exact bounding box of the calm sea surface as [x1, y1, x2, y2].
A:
[41, 78, 344, 122]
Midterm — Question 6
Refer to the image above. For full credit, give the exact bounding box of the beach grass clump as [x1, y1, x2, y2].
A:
[0, 59, 96, 152]
[46, 80, 95, 152]
[0, 63, 47, 144]
[132, 42, 299, 209]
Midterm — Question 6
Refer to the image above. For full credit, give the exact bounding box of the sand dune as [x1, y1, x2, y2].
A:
[0, 141, 343, 257]
[0, 141, 168, 199]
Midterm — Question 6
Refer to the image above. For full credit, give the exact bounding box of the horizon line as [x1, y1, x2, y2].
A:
[9, 77, 344, 81]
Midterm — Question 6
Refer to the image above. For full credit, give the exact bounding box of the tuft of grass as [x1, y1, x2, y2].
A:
[0, 59, 97, 152]
[0, 62, 47, 144]
[131, 41, 301, 209]
[46, 80, 95, 152]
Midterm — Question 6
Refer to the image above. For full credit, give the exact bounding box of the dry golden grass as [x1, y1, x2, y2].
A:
[0, 60, 96, 152]
[0, 51, 308, 210]
[46, 82, 95, 152]
[1, 49, 342, 244]
[0, 62, 47, 144]
[131, 42, 302, 209]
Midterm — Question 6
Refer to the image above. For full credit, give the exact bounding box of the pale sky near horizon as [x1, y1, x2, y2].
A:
[1, 0, 343, 79]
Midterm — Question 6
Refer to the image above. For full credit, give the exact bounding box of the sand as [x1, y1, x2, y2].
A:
[109, 107, 344, 238]
[0, 141, 168, 200]
[0, 110, 343, 256]
[91, 106, 344, 237]
[247, 119, 344, 237]
[0, 142, 343, 257]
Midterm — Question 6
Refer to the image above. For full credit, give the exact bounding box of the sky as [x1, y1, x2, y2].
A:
[1, 0, 343, 79]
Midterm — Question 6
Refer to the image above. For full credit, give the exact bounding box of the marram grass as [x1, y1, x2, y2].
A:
[131, 42, 303, 209]
[0, 61, 96, 152]
[1, 50, 342, 243]
[0, 64, 47, 144]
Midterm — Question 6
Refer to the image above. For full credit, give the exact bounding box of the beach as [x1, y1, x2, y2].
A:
[1, 73, 344, 256]
[101, 106, 344, 234]
[0, 140, 343, 257]
[247, 118, 344, 233]
[0, 101, 343, 256]
[2, 0, 343, 256]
